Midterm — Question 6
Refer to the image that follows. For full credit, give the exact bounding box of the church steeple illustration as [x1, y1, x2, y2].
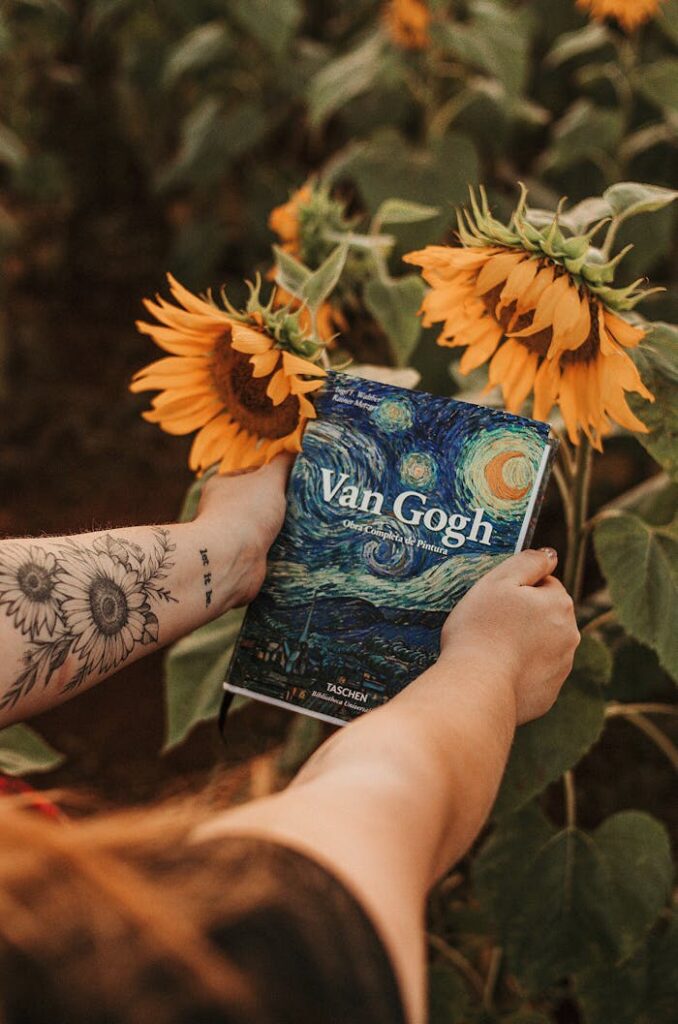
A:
[299, 589, 318, 643]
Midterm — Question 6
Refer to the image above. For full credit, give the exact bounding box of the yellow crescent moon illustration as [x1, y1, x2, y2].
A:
[484, 450, 531, 501]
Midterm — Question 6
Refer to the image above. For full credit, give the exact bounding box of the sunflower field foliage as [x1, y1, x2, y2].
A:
[1, 1, 677, 1022]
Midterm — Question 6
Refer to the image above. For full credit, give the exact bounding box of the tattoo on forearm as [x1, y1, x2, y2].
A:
[199, 548, 212, 608]
[0, 529, 178, 710]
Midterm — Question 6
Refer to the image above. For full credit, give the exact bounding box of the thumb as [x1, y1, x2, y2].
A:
[492, 548, 558, 587]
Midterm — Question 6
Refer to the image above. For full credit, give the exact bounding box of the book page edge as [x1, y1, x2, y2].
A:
[223, 683, 349, 728]
[514, 440, 554, 553]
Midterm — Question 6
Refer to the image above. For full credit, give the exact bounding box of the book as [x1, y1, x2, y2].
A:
[223, 371, 556, 727]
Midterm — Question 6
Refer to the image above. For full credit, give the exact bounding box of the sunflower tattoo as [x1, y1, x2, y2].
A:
[0, 529, 177, 711]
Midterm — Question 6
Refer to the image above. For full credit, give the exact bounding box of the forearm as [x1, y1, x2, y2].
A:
[293, 646, 517, 886]
[0, 515, 255, 727]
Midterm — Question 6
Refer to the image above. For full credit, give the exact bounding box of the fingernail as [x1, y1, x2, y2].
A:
[539, 547, 557, 561]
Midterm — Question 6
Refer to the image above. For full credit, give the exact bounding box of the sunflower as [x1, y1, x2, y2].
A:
[58, 550, 149, 675]
[268, 181, 349, 343]
[131, 274, 326, 475]
[404, 190, 655, 449]
[0, 546, 61, 639]
[383, 0, 430, 49]
[577, 0, 664, 31]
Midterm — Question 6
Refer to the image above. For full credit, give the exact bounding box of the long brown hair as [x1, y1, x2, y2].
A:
[0, 794, 260, 1024]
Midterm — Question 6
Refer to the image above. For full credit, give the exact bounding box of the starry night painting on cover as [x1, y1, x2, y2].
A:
[225, 371, 555, 726]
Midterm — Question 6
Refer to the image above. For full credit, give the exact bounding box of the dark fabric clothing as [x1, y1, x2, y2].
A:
[201, 836, 407, 1024]
[1, 833, 406, 1024]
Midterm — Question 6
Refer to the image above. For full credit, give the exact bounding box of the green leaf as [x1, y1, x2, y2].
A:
[337, 129, 479, 251]
[545, 22, 611, 67]
[163, 22, 233, 85]
[438, 0, 533, 98]
[609, 638, 676, 703]
[164, 609, 244, 751]
[363, 275, 425, 368]
[427, 963, 470, 1024]
[559, 196, 612, 234]
[374, 198, 439, 227]
[576, 917, 678, 1024]
[544, 100, 624, 171]
[307, 32, 386, 127]
[629, 323, 678, 481]
[228, 0, 302, 57]
[637, 59, 678, 113]
[474, 802, 556, 935]
[594, 513, 678, 682]
[157, 98, 268, 191]
[477, 809, 672, 991]
[273, 245, 311, 299]
[604, 182, 678, 222]
[0, 724, 64, 776]
[493, 635, 609, 817]
[658, 0, 678, 44]
[300, 243, 348, 312]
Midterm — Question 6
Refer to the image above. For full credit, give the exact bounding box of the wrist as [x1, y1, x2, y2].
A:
[182, 515, 265, 614]
[436, 642, 519, 733]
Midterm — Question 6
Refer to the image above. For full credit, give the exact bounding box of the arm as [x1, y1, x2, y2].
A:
[0, 457, 291, 728]
[195, 548, 580, 1024]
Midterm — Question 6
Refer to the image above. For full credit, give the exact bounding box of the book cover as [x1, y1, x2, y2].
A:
[225, 371, 556, 726]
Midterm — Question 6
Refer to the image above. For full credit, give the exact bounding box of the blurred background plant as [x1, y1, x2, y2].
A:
[1, 2, 677, 1022]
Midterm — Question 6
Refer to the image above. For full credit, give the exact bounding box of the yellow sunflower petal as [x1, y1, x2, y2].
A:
[166, 273, 224, 319]
[266, 368, 292, 405]
[549, 289, 591, 355]
[146, 404, 221, 436]
[135, 321, 209, 355]
[249, 349, 280, 378]
[231, 322, 272, 354]
[604, 310, 646, 348]
[474, 251, 525, 297]
[130, 371, 211, 393]
[289, 377, 325, 395]
[532, 358, 561, 422]
[281, 351, 327, 377]
[458, 329, 502, 373]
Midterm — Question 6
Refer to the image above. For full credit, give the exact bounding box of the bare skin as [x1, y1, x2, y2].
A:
[0, 458, 580, 1023]
[196, 548, 580, 1024]
[0, 457, 291, 727]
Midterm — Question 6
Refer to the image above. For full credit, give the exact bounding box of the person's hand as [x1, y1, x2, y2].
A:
[440, 549, 580, 724]
[195, 453, 295, 605]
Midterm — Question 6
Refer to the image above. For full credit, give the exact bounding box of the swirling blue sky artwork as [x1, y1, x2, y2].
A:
[226, 372, 555, 726]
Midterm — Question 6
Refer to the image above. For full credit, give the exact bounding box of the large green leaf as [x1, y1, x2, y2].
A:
[609, 637, 676, 703]
[493, 635, 609, 817]
[363, 275, 425, 367]
[228, 0, 302, 57]
[594, 513, 678, 682]
[337, 129, 479, 251]
[637, 59, 678, 113]
[545, 22, 611, 67]
[164, 609, 245, 751]
[604, 182, 678, 221]
[0, 724, 64, 776]
[544, 100, 624, 171]
[436, 0, 533, 98]
[630, 323, 678, 481]
[476, 809, 672, 991]
[301, 243, 348, 312]
[307, 32, 386, 127]
[163, 22, 233, 85]
[576, 917, 678, 1024]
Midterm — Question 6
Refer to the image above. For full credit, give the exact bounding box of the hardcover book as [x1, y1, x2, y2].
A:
[224, 371, 556, 727]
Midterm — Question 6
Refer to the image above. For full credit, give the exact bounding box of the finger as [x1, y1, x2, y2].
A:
[491, 548, 558, 587]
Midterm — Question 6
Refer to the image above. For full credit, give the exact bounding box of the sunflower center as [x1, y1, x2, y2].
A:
[89, 576, 129, 636]
[17, 563, 53, 603]
[209, 334, 301, 440]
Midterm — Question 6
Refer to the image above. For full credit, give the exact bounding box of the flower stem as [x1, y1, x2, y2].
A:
[562, 439, 593, 604]
[563, 770, 577, 828]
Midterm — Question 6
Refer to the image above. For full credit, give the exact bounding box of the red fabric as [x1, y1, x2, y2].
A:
[0, 774, 62, 820]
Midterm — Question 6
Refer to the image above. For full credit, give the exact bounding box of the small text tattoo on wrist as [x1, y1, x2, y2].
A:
[0, 529, 178, 711]
[200, 549, 212, 608]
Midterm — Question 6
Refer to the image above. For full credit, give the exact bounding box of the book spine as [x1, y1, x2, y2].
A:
[514, 436, 558, 552]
